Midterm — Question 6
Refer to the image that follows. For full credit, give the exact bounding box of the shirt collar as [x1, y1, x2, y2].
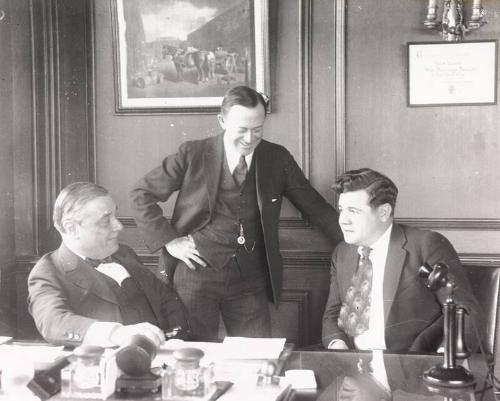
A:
[359, 224, 393, 256]
[223, 133, 254, 173]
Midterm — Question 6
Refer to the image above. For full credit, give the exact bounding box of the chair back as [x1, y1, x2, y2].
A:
[463, 264, 500, 357]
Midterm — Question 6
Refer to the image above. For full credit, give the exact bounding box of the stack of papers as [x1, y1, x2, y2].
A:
[154, 337, 287, 385]
[0, 344, 70, 371]
[221, 337, 286, 360]
[284, 369, 317, 389]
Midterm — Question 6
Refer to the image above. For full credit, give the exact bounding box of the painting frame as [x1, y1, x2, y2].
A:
[111, 0, 270, 114]
[407, 40, 498, 107]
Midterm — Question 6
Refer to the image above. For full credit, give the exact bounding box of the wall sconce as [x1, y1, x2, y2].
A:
[424, 0, 486, 41]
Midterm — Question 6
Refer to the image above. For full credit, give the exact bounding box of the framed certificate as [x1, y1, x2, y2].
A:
[407, 40, 498, 107]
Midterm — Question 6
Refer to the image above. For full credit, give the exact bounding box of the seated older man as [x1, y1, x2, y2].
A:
[28, 182, 190, 347]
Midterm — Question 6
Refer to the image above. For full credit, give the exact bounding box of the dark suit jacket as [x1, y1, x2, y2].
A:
[322, 223, 485, 352]
[130, 134, 342, 304]
[28, 243, 190, 346]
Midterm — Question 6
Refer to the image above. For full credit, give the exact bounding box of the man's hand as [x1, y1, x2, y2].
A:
[166, 235, 207, 270]
[110, 322, 165, 348]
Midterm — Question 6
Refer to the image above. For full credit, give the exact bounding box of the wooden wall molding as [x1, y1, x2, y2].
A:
[17, 251, 500, 273]
[30, 0, 96, 255]
[299, 0, 312, 178]
[396, 218, 500, 231]
[334, 0, 346, 179]
[279, 289, 311, 346]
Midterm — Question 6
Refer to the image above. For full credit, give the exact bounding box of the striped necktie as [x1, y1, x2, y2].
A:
[233, 155, 248, 186]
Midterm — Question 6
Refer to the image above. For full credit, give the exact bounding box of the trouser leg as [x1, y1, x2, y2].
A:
[173, 261, 224, 341]
[220, 259, 271, 337]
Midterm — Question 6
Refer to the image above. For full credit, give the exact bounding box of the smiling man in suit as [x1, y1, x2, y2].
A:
[28, 182, 189, 347]
[130, 86, 342, 341]
[322, 168, 484, 352]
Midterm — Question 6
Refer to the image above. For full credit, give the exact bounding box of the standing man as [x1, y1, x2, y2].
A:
[322, 168, 484, 352]
[130, 86, 342, 341]
[28, 182, 190, 347]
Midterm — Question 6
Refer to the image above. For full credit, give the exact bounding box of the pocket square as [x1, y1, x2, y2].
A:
[272, 198, 279, 203]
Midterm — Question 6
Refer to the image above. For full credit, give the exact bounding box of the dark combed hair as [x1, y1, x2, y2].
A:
[220, 85, 269, 115]
[333, 168, 398, 214]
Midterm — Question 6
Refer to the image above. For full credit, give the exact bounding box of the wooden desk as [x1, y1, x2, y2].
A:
[0, 347, 496, 401]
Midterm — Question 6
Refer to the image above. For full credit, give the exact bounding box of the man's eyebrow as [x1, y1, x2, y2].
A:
[97, 210, 113, 220]
[342, 206, 363, 212]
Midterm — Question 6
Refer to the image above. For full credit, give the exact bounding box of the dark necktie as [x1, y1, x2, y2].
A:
[338, 247, 373, 337]
[233, 155, 248, 186]
[86, 256, 114, 268]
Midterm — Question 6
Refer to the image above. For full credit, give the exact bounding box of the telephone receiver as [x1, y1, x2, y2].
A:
[418, 262, 450, 292]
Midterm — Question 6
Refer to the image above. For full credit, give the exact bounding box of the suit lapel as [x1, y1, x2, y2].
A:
[254, 141, 271, 211]
[203, 134, 224, 214]
[383, 224, 407, 323]
[342, 246, 360, 294]
[57, 244, 118, 304]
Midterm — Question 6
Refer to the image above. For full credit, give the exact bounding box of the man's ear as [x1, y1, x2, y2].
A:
[61, 218, 79, 238]
[217, 114, 225, 130]
[378, 203, 392, 222]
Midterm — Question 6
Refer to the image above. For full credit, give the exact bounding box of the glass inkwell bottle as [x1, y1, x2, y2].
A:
[162, 347, 216, 401]
[61, 345, 105, 398]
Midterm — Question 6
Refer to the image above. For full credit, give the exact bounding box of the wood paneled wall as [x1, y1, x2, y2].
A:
[345, 0, 500, 256]
[4, 0, 500, 346]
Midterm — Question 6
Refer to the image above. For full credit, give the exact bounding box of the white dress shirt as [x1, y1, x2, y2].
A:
[223, 134, 254, 173]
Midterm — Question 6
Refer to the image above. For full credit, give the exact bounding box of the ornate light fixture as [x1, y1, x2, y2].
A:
[424, 0, 486, 41]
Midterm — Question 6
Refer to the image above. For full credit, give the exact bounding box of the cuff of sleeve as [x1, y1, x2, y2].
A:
[83, 322, 123, 347]
[328, 339, 348, 349]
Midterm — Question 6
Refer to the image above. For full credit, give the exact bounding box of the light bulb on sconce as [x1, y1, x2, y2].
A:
[424, 0, 486, 41]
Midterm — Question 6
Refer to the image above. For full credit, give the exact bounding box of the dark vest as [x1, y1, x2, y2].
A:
[96, 270, 159, 326]
[192, 155, 267, 276]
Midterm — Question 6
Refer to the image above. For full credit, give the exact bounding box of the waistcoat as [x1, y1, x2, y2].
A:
[96, 270, 159, 326]
[192, 155, 267, 276]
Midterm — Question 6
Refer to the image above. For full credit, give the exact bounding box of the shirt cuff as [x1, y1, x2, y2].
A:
[83, 322, 123, 347]
[328, 339, 348, 349]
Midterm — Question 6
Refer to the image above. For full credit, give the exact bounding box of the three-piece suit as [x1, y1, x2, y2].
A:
[130, 134, 342, 338]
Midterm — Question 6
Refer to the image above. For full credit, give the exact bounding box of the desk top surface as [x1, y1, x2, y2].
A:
[0, 344, 496, 401]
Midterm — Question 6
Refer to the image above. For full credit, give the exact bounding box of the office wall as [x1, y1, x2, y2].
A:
[345, 0, 500, 256]
[93, 0, 338, 256]
[0, 0, 15, 332]
[7, 0, 500, 343]
[0, 0, 15, 265]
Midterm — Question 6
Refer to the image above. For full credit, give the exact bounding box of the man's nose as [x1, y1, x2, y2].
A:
[243, 131, 253, 142]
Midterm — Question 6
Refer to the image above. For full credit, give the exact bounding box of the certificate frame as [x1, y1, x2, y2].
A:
[111, 0, 270, 114]
[407, 40, 498, 107]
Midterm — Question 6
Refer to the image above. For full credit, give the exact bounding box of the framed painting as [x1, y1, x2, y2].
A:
[111, 0, 270, 114]
[407, 40, 498, 107]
